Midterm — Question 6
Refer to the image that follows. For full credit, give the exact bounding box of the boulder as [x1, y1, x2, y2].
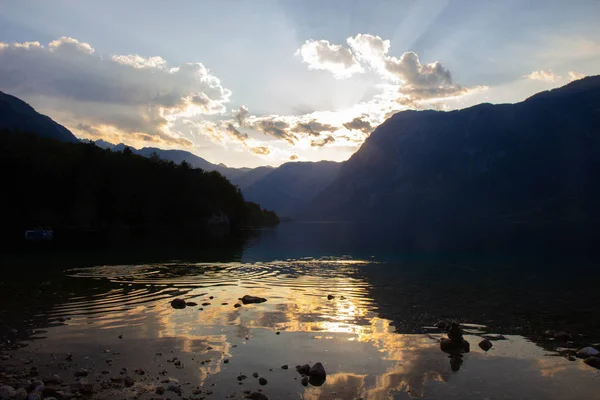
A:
[583, 356, 600, 369]
[479, 339, 493, 351]
[170, 299, 187, 309]
[240, 295, 267, 305]
[576, 347, 600, 358]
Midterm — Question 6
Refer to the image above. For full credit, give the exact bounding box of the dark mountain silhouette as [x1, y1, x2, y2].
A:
[243, 161, 341, 217]
[92, 140, 250, 181]
[303, 76, 600, 249]
[0, 91, 78, 143]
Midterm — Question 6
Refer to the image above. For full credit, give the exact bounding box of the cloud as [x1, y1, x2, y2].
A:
[290, 119, 337, 136]
[295, 39, 363, 78]
[226, 123, 249, 142]
[250, 146, 271, 155]
[252, 118, 295, 143]
[568, 71, 586, 81]
[311, 135, 335, 147]
[0, 37, 231, 147]
[343, 116, 373, 134]
[296, 34, 471, 104]
[289, 154, 299, 161]
[234, 105, 250, 126]
[347, 34, 465, 99]
[525, 70, 561, 82]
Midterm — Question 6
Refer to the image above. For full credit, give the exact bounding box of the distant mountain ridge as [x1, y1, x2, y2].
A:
[303, 75, 600, 248]
[0, 91, 78, 143]
[92, 139, 257, 182]
[242, 161, 341, 217]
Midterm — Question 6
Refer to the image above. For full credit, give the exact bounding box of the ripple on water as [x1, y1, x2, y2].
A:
[46, 258, 378, 331]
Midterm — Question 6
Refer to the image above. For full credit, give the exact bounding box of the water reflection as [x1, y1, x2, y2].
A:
[1, 258, 598, 399]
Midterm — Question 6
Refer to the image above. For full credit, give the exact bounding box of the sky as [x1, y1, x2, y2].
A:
[1, 0, 599, 168]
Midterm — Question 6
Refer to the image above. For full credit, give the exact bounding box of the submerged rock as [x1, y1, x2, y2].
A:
[245, 392, 269, 400]
[479, 339, 493, 351]
[170, 299, 187, 309]
[576, 347, 600, 358]
[583, 356, 600, 369]
[240, 295, 267, 304]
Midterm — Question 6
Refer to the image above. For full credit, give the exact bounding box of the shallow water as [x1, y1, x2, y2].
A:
[1, 223, 599, 399]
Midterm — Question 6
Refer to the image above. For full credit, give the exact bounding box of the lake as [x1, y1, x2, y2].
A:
[1, 222, 599, 399]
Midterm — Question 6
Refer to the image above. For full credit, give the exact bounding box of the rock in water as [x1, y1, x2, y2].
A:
[0, 386, 16, 400]
[258, 377, 268, 386]
[301, 376, 309, 386]
[309, 362, 326, 386]
[447, 322, 463, 342]
[583, 356, 600, 369]
[479, 339, 493, 351]
[170, 299, 187, 309]
[441, 338, 470, 353]
[296, 364, 311, 375]
[245, 392, 269, 400]
[15, 388, 27, 400]
[240, 295, 267, 304]
[185, 301, 198, 306]
[327, 294, 334, 300]
[576, 347, 600, 358]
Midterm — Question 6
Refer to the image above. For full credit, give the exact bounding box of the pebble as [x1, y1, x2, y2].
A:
[479, 339, 493, 351]
[0, 385, 16, 400]
[584, 356, 600, 369]
[170, 298, 187, 309]
[576, 347, 600, 358]
[258, 377, 267, 385]
[15, 388, 27, 400]
[252, 372, 259, 378]
[74, 369, 88, 377]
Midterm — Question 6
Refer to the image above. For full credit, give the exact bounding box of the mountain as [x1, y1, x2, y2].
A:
[229, 166, 275, 190]
[303, 76, 600, 248]
[242, 161, 341, 217]
[0, 91, 78, 143]
[93, 140, 251, 181]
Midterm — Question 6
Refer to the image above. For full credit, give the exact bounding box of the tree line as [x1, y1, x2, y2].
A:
[0, 130, 278, 246]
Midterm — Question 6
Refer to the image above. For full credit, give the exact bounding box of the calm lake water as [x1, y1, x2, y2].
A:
[1, 222, 599, 399]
